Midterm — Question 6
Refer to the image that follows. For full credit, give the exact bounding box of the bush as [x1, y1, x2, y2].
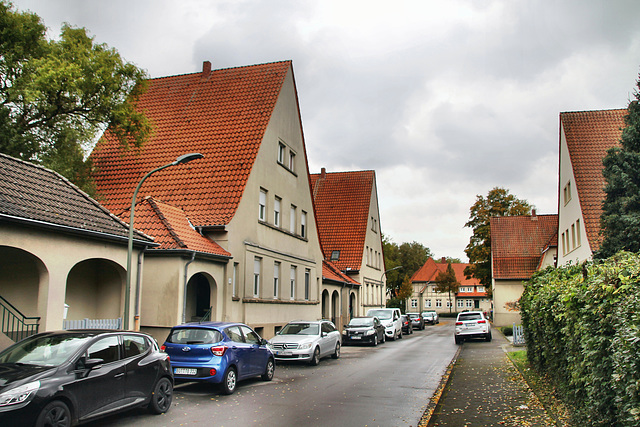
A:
[501, 325, 513, 336]
[520, 252, 640, 426]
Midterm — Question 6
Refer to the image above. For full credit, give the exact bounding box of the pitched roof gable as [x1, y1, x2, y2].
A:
[91, 60, 292, 227]
[322, 260, 360, 285]
[0, 153, 151, 243]
[411, 257, 480, 287]
[491, 213, 558, 279]
[133, 197, 231, 257]
[310, 169, 375, 271]
[561, 109, 626, 252]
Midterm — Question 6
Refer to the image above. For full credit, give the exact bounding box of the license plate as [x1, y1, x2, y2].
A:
[174, 368, 197, 375]
[351, 336, 361, 339]
[275, 350, 291, 356]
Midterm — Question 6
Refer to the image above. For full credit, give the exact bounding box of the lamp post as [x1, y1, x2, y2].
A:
[124, 153, 204, 330]
[380, 266, 402, 308]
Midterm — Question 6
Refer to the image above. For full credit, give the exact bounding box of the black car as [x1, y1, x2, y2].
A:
[0, 330, 173, 427]
[400, 314, 413, 335]
[342, 317, 386, 346]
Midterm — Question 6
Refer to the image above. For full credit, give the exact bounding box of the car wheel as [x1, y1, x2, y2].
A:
[36, 400, 71, 427]
[222, 367, 238, 395]
[372, 334, 378, 346]
[398, 329, 403, 339]
[262, 358, 275, 381]
[381, 332, 386, 343]
[332, 342, 341, 359]
[455, 336, 462, 345]
[309, 347, 321, 366]
[148, 377, 173, 414]
[486, 332, 492, 342]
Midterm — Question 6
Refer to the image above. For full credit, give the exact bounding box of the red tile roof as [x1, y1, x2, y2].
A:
[91, 61, 293, 227]
[322, 260, 360, 285]
[310, 170, 377, 271]
[490, 214, 558, 279]
[132, 197, 231, 257]
[411, 258, 480, 287]
[561, 109, 626, 252]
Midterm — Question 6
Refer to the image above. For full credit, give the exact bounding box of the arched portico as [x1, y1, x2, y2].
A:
[321, 289, 330, 319]
[331, 290, 340, 328]
[66, 259, 124, 322]
[0, 246, 47, 320]
[185, 272, 217, 322]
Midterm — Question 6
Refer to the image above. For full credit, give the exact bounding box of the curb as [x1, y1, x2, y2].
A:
[417, 344, 462, 427]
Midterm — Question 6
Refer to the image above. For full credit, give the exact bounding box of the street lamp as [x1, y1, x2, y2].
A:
[124, 153, 204, 330]
[380, 266, 402, 308]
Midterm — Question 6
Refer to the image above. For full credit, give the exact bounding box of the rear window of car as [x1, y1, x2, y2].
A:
[408, 314, 419, 319]
[458, 313, 482, 321]
[166, 328, 222, 344]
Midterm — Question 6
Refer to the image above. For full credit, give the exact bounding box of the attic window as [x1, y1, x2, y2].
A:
[331, 250, 340, 261]
[563, 181, 572, 205]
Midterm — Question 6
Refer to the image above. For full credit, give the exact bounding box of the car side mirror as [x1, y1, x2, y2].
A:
[260, 338, 268, 346]
[84, 357, 104, 370]
[321, 331, 328, 337]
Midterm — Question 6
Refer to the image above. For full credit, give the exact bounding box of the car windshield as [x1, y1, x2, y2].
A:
[367, 310, 392, 320]
[0, 334, 92, 367]
[166, 328, 222, 344]
[348, 318, 373, 327]
[280, 323, 319, 335]
[458, 313, 482, 321]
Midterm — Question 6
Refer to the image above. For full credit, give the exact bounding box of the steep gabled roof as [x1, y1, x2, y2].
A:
[491, 213, 558, 279]
[561, 109, 626, 252]
[411, 257, 480, 287]
[132, 197, 231, 257]
[0, 153, 152, 244]
[310, 169, 376, 271]
[91, 61, 292, 227]
[322, 260, 360, 285]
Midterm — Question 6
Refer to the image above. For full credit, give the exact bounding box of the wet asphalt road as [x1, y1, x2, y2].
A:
[92, 320, 458, 427]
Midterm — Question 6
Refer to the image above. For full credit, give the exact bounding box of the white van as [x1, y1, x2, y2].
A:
[366, 308, 403, 340]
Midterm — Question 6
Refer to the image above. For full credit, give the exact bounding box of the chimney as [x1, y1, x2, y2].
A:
[202, 61, 212, 80]
[441, 257, 446, 264]
[531, 209, 537, 221]
[320, 167, 326, 179]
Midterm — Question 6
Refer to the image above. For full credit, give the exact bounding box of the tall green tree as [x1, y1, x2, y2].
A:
[382, 235, 432, 298]
[597, 74, 640, 259]
[0, 1, 150, 193]
[435, 262, 460, 313]
[464, 187, 531, 287]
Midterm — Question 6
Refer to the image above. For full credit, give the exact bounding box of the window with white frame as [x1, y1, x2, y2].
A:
[273, 262, 280, 298]
[576, 219, 582, 247]
[436, 299, 442, 308]
[426, 300, 432, 308]
[259, 189, 267, 221]
[304, 269, 310, 300]
[232, 263, 238, 297]
[253, 258, 261, 297]
[478, 286, 485, 293]
[301, 211, 307, 238]
[290, 266, 296, 300]
[466, 300, 473, 308]
[274, 197, 281, 227]
[290, 205, 297, 234]
[278, 142, 285, 164]
[289, 150, 296, 172]
[411, 299, 418, 308]
[563, 181, 572, 205]
[457, 299, 464, 308]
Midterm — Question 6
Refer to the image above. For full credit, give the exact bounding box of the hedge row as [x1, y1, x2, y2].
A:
[520, 251, 640, 426]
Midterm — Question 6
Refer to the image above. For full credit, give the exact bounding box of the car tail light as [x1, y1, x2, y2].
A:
[209, 368, 217, 376]
[455, 322, 463, 325]
[477, 320, 486, 324]
[211, 346, 227, 356]
[160, 345, 166, 351]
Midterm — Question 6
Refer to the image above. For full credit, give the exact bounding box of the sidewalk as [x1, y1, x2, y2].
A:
[420, 329, 555, 427]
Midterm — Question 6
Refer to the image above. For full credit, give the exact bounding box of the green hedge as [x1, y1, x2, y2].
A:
[520, 252, 640, 426]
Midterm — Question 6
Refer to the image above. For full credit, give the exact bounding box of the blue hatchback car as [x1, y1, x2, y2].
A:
[161, 322, 274, 394]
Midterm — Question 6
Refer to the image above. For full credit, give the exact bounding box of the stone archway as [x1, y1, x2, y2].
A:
[331, 290, 340, 327]
[349, 292, 357, 319]
[0, 246, 46, 318]
[321, 289, 330, 319]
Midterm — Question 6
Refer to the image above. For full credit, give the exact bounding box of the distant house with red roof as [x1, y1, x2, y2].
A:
[410, 258, 490, 315]
[91, 61, 324, 340]
[310, 168, 386, 325]
[490, 212, 558, 327]
[558, 109, 626, 264]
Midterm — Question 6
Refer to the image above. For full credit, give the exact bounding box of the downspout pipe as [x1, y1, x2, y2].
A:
[133, 247, 147, 331]
[182, 252, 196, 324]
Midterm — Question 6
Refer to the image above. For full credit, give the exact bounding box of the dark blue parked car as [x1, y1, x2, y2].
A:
[161, 322, 274, 394]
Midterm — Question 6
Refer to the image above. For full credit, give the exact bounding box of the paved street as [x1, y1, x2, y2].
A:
[93, 320, 459, 427]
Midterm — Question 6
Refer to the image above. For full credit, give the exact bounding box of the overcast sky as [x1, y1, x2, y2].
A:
[12, 0, 640, 261]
